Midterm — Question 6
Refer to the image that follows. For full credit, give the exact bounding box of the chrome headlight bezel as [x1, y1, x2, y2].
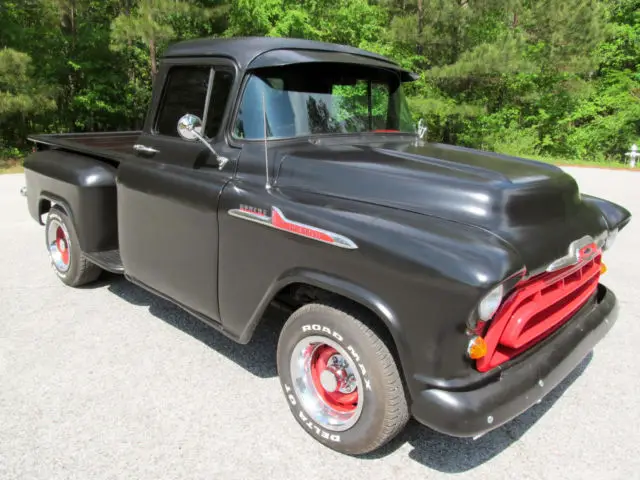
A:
[594, 230, 608, 250]
[604, 228, 618, 251]
[467, 268, 526, 331]
[594, 227, 619, 252]
[477, 283, 505, 321]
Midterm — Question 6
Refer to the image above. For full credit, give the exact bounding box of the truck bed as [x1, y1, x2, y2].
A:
[28, 131, 142, 164]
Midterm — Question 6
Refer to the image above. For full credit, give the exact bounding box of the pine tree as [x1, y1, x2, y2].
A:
[385, 0, 608, 148]
[110, 0, 216, 80]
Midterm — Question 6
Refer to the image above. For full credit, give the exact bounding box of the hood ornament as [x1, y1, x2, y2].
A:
[546, 235, 599, 272]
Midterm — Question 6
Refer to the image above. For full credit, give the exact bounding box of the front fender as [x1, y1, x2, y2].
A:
[239, 267, 404, 344]
[236, 266, 422, 397]
[218, 185, 527, 403]
[581, 194, 632, 233]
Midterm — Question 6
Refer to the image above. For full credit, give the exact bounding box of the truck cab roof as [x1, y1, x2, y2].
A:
[161, 36, 417, 81]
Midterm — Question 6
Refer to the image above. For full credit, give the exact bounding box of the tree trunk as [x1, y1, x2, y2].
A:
[124, 0, 135, 84]
[71, 0, 76, 50]
[416, 0, 423, 55]
[59, 0, 78, 131]
[149, 38, 157, 81]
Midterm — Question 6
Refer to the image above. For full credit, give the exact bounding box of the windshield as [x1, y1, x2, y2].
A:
[232, 63, 415, 140]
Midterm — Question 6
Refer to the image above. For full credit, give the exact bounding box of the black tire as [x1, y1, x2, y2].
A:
[276, 302, 409, 455]
[45, 206, 102, 287]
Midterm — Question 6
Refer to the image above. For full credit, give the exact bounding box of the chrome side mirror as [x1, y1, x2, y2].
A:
[177, 113, 203, 141]
[176, 113, 229, 170]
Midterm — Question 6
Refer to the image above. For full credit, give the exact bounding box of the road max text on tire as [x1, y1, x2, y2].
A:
[21, 37, 631, 455]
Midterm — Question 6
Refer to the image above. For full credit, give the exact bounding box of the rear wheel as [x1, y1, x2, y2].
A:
[45, 206, 102, 287]
[276, 303, 409, 455]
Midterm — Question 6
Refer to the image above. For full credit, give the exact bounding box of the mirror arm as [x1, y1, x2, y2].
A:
[190, 128, 229, 171]
[177, 112, 229, 171]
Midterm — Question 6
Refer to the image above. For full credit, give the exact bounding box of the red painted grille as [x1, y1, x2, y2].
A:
[476, 253, 603, 372]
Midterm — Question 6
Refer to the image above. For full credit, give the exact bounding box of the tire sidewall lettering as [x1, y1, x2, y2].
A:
[282, 383, 341, 442]
[280, 322, 375, 444]
[279, 307, 408, 454]
[301, 324, 343, 342]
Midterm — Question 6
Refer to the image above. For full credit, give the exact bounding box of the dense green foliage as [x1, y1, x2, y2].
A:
[1, 0, 638, 163]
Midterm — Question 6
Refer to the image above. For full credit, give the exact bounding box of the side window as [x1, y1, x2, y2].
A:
[155, 66, 210, 137]
[204, 70, 234, 138]
[371, 82, 391, 130]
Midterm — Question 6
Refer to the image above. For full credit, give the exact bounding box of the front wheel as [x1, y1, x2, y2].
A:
[276, 303, 409, 455]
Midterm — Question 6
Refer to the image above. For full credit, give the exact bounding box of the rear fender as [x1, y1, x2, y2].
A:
[23, 150, 119, 252]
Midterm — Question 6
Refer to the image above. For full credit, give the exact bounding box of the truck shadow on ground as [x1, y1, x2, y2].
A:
[104, 273, 594, 473]
[105, 274, 281, 378]
[363, 350, 592, 472]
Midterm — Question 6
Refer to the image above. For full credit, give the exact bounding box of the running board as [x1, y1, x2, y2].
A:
[85, 250, 124, 274]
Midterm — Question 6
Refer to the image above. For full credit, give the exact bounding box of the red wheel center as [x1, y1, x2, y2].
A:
[55, 227, 70, 265]
[310, 345, 358, 413]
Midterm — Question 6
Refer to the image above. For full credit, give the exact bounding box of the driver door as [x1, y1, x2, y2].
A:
[116, 61, 236, 323]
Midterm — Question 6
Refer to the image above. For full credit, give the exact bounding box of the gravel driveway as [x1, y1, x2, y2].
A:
[1, 167, 638, 480]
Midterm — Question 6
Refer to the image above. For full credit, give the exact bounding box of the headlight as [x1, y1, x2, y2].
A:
[478, 284, 504, 321]
[604, 228, 618, 251]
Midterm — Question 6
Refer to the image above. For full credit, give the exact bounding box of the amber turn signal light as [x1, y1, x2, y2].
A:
[600, 263, 607, 275]
[467, 336, 487, 360]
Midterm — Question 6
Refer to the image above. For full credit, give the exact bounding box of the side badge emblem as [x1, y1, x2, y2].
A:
[229, 205, 358, 250]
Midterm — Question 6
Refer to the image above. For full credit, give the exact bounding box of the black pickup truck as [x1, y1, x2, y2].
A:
[22, 36, 631, 455]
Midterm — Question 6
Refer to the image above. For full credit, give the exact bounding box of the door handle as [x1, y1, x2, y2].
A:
[133, 144, 160, 155]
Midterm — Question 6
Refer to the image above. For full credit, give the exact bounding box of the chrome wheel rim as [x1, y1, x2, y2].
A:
[290, 335, 364, 431]
[46, 219, 71, 272]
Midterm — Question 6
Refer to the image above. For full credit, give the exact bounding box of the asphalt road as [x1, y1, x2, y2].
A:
[1, 167, 639, 480]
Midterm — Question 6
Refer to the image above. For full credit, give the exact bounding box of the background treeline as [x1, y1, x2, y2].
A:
[1, 0, 639, 164]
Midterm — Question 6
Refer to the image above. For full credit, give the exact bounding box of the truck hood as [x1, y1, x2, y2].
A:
[274, 139, 621, 270]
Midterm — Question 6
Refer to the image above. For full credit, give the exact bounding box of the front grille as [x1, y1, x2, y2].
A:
[476, 253, 602, 372]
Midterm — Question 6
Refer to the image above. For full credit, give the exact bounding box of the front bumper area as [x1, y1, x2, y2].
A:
[411, 283, 618, 437]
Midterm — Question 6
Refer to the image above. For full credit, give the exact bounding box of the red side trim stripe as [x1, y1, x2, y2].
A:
[271, 208, 335, 244]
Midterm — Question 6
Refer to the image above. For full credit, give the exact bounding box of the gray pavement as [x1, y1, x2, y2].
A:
[1, 167, 639, 480]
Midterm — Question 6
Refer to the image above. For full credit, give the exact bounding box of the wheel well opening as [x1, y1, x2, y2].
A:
[38, 198, 51, 224]
[39, 199, 71, 223]
[270, 283, 404, 380]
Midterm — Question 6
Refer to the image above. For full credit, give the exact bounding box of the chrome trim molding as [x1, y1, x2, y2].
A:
[545, 234, 600, 273]
[132, 144, 160, 154]
[229, 206, 358, 250]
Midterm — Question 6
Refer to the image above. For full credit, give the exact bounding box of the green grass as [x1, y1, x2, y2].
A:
[0, 151, 634, 175]
[539, 157, 632, 169]
[495, 150, 634, 170]
[0, 158, 24, 174]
